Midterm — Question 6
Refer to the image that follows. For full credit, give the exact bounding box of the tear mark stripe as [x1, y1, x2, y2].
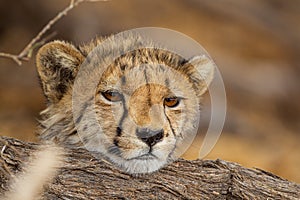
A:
[143, 69, 152, 107]
[163, 106, 175, 137]
[113, 96, 128, 147]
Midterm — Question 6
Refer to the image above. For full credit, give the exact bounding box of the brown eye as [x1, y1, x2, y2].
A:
[101, 91, 122, 102]
[164, 97, 180, 108]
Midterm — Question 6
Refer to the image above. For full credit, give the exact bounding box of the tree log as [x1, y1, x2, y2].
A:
[0, 136, 299, 199]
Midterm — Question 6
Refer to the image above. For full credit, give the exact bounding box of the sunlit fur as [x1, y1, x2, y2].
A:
[36, 34, 214, 174]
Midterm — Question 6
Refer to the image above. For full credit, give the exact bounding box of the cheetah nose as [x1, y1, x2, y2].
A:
[136, 128, 164, 147]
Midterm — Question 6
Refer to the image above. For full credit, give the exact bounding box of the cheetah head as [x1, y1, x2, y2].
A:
[36, 34, 215, 174]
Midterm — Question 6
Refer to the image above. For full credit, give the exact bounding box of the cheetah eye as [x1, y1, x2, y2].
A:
[164, 97, 180, 108]
[101, 90, 122, 102]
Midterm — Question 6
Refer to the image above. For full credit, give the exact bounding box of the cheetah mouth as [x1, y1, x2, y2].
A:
[128, 153, 158, 161]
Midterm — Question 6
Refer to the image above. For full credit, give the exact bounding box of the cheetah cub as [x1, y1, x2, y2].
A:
[36, 34, 215, 174]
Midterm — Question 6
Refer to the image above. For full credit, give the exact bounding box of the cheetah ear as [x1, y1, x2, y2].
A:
[36, 41, 84, 103]
[188, 55, 215, 95]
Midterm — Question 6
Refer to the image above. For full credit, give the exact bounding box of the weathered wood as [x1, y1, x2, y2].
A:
[0, 136, 299, 199]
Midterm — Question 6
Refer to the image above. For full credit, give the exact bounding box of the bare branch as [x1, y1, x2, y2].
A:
[0, 53, 22, 66]
[0, 0, 108, 66]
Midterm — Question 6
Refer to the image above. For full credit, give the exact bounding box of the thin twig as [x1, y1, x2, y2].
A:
[0, 0, 108, 66]
[0, 53, 22, 65]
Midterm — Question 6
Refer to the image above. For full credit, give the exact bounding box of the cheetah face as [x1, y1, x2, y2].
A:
[93, 63, 200, 174]
[36, 37, 214, 174]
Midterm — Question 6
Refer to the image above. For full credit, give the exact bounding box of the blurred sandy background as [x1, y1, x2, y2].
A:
[0, 0, 299, 182]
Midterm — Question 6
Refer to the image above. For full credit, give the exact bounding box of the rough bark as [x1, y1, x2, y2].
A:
[0, 136, 299, 199]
